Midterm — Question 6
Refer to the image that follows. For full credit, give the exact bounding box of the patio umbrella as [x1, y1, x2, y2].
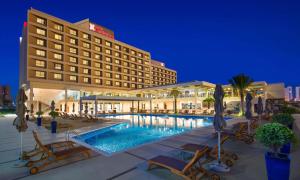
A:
[84, 102, 88, 114]
[13, 88, 28, 160]
[30, 103, 34, 115]
[257, 97, 263, 123]
[245, 93, 253, 134]
[38, 101, 41, 112]
[72, 103, 75, 113]
[210, 84, 229, 172]
[50, 100, 55, 111]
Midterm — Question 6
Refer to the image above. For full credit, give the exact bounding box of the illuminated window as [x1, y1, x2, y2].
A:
[83, 77, 90, 83]
[95, 38, 101, 44]
[95, 79, 101, 84]
[138, 84, 143, 88]
[54, 73, 62, 80]
[105, 49, 111, 55]
[54, 53, 62, 60]
[105, 80, 112, 85]
[115, 52, 120, 57]
[36, 49, 46, 57]
[82, 60, 90, 65]
[69, 38, 77, 45]
[105, 72, 112, 78]
[131, 84, 136, 88]
[115, 45, 120, 50]
[123, 62, 129, 66]
[83, 68, 89, 74]
[105, 57, 112, 63]
[105, 41, 111, 47]
[115, 74, 121, 79]
[35, 60, 45, 67]
[69, 56, 77, 63]
[70, 66, 77, 72]
[137, 59, 142, 64]
[83, 51, 90, 57]
[131, 77, 136, 81]
[123, 82, 128, 87]
[123, 69, 129, 73]
[123, 76, 129, 80]
[95, 62, 101, 68]
[36, 17, 46, 25]
[138, 78, 143, 82]
[115, 81, 120, 86]
[138, 72, 143, 76]
[95, 54, 101, 60]
[69, 29, 77, 36]
[131, 57, 136, 61]
[145, 73, 150, 77]
[105, 65, 111, 70]
[54, 24, 63, 31]
[137, 53, 142, 57]
[36, 28, 46, 36]
[54, 43, 62, 50]
[82, 33, 90, 40]
[82, 42, 90, 49]
[70, 75, 77, 81]
[115, 59, 120, 64]
[54, 34, 63, 41]
[95, 71, 101, 76]
[36, 39, 45, 46]
[131, 50, 136, 55]
[123, 55, 128, 59]
[69, 47, 77, 54]
[35, 71, 45, 78]
[95, 46, 101, 52]
[54, 63, 62, 70]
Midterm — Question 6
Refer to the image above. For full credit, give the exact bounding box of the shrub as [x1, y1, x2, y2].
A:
[36, 111, 44, 117]
[281, 106, 298, 114]
[255, 123, 295, 155]
[272, 113, 294, 126]
[49, 111, 59, 119]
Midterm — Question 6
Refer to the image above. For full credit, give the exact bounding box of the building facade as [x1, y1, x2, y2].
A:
[284, 86, 293, 101]
[295, 86, 300, 101]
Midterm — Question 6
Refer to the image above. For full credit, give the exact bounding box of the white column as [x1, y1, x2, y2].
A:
[65, 89, 68, 113]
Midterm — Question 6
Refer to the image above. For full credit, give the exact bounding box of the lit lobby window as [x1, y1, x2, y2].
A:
[36, 28, 46, 36]
[35, 71, 45, 78]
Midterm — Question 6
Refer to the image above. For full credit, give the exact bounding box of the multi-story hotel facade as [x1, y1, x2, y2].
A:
[20, 8, 285, 115]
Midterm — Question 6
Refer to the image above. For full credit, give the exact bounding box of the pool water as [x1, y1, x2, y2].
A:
[74, 114, 228, 155]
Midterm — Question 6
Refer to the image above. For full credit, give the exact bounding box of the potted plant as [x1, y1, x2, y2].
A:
[255, 123, 296, 180]
[49, 111, 59, 133]
[272, 113, 295, 154]
[35, 111, 43, 126]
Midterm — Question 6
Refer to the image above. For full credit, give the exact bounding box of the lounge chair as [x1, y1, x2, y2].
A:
[26, 131, 91, 175]
[218, 123, 254, 144]
[181, 135, 237, 167]
[148, 146, 220, 180]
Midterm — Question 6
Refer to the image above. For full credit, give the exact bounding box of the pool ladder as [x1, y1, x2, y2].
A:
[65, 129, 81, 141]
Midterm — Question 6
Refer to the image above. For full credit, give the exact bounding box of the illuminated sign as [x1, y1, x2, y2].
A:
[89, 23, 114, 39]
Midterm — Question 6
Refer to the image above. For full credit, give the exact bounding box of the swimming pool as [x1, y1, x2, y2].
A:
[74, 114, 229, 155]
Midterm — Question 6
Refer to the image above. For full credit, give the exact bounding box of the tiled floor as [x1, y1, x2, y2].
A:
[0, 115, 299, 180]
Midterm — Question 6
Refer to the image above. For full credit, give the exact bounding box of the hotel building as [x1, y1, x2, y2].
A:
[20, 8, 285, 114]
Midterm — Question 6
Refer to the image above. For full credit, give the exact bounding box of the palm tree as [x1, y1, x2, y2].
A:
[229, 74, 254, 115]
[203, 97, 215, 109]
[170, 89, 181, 113]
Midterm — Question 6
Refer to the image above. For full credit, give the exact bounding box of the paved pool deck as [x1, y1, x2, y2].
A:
[0, 115, 299, 180]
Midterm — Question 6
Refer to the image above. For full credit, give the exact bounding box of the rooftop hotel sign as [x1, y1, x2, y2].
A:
[89, 23, 115, 39]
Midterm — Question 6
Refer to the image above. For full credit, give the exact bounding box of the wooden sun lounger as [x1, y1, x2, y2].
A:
[148, 146, 220, 180]
[26, 131, 91, 175]
[219, 123, 254, 144]
[181, 135, 237, 167]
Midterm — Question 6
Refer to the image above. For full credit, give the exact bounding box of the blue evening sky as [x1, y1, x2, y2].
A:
[1, 0, 299, 97]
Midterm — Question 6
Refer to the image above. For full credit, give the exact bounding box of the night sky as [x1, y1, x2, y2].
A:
[1, 0, 299, 98]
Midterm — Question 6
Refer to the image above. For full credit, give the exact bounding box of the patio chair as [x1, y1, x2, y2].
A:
[218, 123, 254, 144]
[27, 131, 91, 175]
[148, 146, 220, 180]
[181, 135, 238, 167]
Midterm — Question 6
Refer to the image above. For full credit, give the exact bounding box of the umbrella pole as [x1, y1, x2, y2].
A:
[20, 132, 23, 159]
[248, 121, 250, 134]
[218, 131, 221, 164]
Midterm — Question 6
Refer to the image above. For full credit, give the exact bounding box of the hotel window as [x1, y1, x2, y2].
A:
[95, 62, 101, 68]
[131, 84, 136, 88]
[137, 53, 142, 57]
[105, 80, 112, 86]
[70, 66, 77, 72]
[131, 71, 137, 75]
[95, 46, 101, 52]
[69, 29, 77, 36]
[83, 51, 90, 57]
[123, 82, 128, 87]
[83, 68, 90, 74]
[145, 73, 150, 77]
[115, 74, 121, 79]
[123, 55, 128, 59]
[145, 79, 150, 83]
[54, 73, 62, 80]
[123, 62, 129, 67]
[138, 84, 143, 88]
[69, 56, 77, 63]
[137, 59, 142, 64]
[131, 77, 136, 81]
[105, 49, 111, 55]
[54, 43, 62, 50]
[124, 47, 129, 53]
[82, 42, 90, 49]
[115, 45, 120, 50]
[138, 65, 142, 70]
[138, 78, 143, 82]
[95, 54, 101, 60]
[70, 75, 77, 81]
[69, 38, 77, 45]
[95, 38, 101, 44]
[131, 50, 136, 55]
[123, 69, 129, 73]
[95, 70, 101, 76]
[54, 63, 62, 70]
[115, 52, 120, 57]
[54, 53, 62, 60]
[82, 60, 90, 66]
[105, 57, 112, 63]
[105, 41, 112, 47]
[105, 72, 112, 78]
[36, 28, 46, 36]
[82, 33, 90, 40]
[69, 47, 77, 54]
[115, 81, 121, 86]
[131, 64, 136, 68]
[54, 34, 63, 41]
[123, 76, 129, 80]
[36, 39, 45, 46]
[114, 59, 120, 64]
[36, 17, 46, 25]
[36, 49, 46, 57]
[35, 71, 45, 78]
[95, 79, 101, 84]
[138, 72, 143, 76]
[54, 24, 63, 31]
[35, 60, 45, 67]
